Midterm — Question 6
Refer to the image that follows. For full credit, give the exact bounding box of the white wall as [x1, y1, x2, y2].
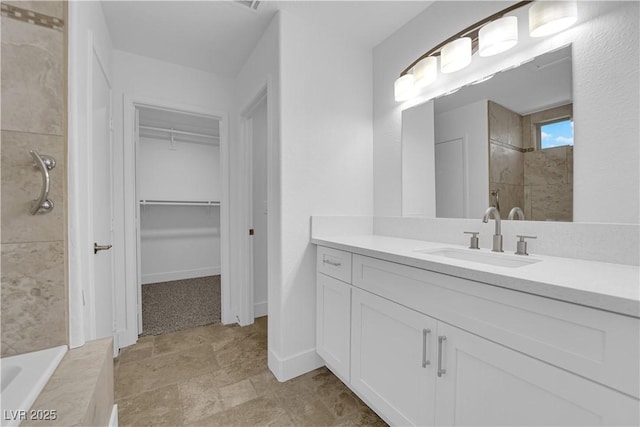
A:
[68, 0, 114, 348]
[373, 1, 639, 224]
[113, 50, 235, 345]
[275, 10, 374, 380]
[235, 13, 281, 351]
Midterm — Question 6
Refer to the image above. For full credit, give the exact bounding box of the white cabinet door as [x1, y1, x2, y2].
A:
[316, 273, 352, 382]
[434, 322, 640, 426]
[351, 288, 437, 426]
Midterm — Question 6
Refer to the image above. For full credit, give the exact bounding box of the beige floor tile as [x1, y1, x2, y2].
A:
[114, 316, 387, 427]
[214, 333, 267, 368]
[116, 344, 219, 400]
[192, 396, 287, 427]
[118, 345, 153, 365]
[154, 323, 235, 356]
[219, 378, 258, 410]
[178, 374, 225, 424]
[117, 384, 183, 427]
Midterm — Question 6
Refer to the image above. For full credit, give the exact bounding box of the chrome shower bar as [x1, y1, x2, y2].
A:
[29, 150, 56, 215]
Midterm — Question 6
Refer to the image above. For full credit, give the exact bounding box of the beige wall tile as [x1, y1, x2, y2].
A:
[1, 16, 64, 135]
[524, 147, 569, 186]
[528, 183, 573, 221]
[1, 241, 66, 356]
[489, 101, 523, 148]
[2, 1, 64, 19]
[489, 182, 524, 220]
[1, 131, 64, 243]
[567, 146, 573, 184]
[490, 142, 524, 186]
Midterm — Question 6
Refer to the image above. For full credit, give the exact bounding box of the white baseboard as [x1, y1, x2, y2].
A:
[109, 404, 118, 427]
[142, 267, 221, 284]
[268, 347, 324, 382]
[254, 301, 268, 318]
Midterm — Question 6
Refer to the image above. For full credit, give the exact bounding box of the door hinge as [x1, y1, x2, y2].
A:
[249, 228, 254, 236]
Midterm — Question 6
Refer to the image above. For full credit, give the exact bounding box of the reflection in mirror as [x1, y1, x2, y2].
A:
[433, 45, 573, 221]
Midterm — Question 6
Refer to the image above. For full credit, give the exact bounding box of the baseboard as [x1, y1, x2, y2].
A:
[254, 301, 268, 318]
[268, 347, 324, 382]
[109, 404, 118, 427]
[142, 267, 221, 284]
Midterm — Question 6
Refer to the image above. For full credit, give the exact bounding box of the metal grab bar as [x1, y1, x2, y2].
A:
[29, 150, 56, 215]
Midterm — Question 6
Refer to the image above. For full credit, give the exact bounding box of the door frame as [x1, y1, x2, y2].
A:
[120, 96, 231, 347]
[238, 86, 271, 326]
[68, 17, 116, 349]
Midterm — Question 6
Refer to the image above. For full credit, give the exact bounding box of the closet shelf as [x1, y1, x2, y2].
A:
[140, 200, 220, 206]
[141, 227, 219, 239]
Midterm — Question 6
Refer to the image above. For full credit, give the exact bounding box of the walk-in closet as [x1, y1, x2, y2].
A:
[135, 106, 222, 335]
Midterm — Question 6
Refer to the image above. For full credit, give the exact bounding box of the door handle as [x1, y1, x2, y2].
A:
[94, 243, 112, 254]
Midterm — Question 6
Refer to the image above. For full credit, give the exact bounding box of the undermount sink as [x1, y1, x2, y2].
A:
[415, 248, 541, 268]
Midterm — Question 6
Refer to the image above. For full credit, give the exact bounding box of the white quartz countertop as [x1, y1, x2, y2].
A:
[311, 234, 640, 318]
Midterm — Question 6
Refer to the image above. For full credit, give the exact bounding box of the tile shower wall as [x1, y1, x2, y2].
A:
[523, 105, 574, 221]
[488, 101, 524, 218]
[1, 1, 67, 356]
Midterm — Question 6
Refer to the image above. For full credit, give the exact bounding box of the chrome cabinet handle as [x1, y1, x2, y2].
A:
[94, 243, 112, 254]
[29, 150, 56, 215]
[422, 328, 431, 367]
[323, 259, 341, 267]
[437, 335, 447, 377]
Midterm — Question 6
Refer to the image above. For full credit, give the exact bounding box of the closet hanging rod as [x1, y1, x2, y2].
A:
[140, 200, 220, 206]
[138, 125, 219, 140]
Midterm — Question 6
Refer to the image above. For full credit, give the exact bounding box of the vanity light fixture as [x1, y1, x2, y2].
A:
[479, 16, 519, 57]
[414, 56, 438, 89]
[394, 0, 578, 102]
[529, 1, 577, 37]
[441, 37, 472, 73]
[394, 73, 416, 102]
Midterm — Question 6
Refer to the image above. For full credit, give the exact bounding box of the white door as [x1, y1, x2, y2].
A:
[250, 97, 268, 318]
[351, 288, 437, 426]
[434, 322, 640, 426]
[91, 50, 115, 344]
[435, 138, 465, 218]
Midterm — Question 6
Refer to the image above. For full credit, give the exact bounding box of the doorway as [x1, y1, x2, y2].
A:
[134, 105, 223, 336]
[248, 95, 269, 319]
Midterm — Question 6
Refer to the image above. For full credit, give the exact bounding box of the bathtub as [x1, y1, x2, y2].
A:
[1, 345, 67, 427]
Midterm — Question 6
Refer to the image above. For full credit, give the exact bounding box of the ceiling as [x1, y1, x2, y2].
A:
[101, 1, 433, 77]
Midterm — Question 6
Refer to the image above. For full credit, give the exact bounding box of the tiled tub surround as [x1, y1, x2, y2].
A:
[22, 338, 114, 426]
[0, 0, 67, 356]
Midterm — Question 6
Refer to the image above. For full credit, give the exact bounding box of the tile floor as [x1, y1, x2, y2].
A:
[114, 317, 387, 426]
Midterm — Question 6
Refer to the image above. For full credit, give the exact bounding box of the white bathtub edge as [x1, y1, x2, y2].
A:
[1, 345, 68, 427]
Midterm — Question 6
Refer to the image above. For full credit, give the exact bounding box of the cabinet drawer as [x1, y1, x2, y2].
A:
[317, 246, 352, 283]
[352, 254, 640, 398]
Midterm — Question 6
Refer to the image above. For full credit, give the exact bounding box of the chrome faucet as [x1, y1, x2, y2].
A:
[482, 206, 503, 252]
[508, 207, 525, 220]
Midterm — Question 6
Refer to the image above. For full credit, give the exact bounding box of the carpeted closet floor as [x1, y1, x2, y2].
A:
[141, 275, 221, 336]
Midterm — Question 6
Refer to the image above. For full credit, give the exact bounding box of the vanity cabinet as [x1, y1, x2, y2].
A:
[316, 245, 640, 426]
[315, 246, 353, 382]
[351, 287, 437, 426]
[434, 321, 638, 426]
